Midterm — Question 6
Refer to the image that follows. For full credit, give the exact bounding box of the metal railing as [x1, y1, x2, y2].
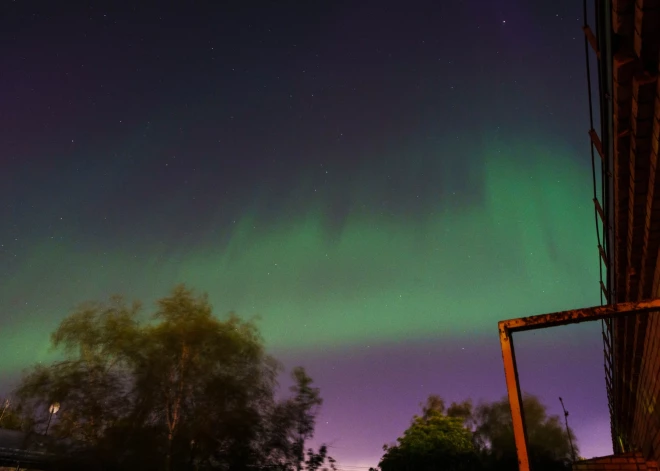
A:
[0, 445, 55, 469]
[499, 299, 660, 471]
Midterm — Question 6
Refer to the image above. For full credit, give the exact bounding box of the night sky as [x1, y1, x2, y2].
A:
[1, 1, 610, 468]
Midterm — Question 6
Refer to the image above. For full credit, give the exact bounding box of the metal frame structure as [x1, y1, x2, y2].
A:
[0, 446, 54, 470]
[499, 298, 660, 471]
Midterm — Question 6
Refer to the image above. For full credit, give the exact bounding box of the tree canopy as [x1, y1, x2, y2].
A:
[473, 395, 577, 471]
[2, 285, 580, 471]
[378, 395, 478, 471]
[376, 394, 578, 471]
[10, 285, 334, 471]
[0, 398, 21, 430]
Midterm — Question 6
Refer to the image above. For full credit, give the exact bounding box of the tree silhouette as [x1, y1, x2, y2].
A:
[12, 285, 332, 471]
[473, 394, 577, 471]
[375, 394, 578, 471]
[378, 396, 478, 471]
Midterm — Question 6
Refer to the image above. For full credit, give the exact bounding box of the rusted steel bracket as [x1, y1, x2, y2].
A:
[499, 298, 660, 471]
[599, 244, 609, 268]
[600, 280, 609, 299]
[583, 25, 600, 58]
[589, 129, 605, 161]
[594, 198, 606, 224]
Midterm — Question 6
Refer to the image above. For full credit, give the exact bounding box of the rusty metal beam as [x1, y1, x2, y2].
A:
[590, 129, 605, 161]
[601, 280, 609, 299]
[500, 325, 530, 471]
[599, 244, 610, 268]
[498, 299, 660, 471]
[594, 198, 606, 223]
[583, 25, 601, 58]
[499, 299, 660, 333]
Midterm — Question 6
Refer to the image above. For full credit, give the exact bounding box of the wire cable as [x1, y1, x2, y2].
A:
[584, 0, 618, 450]
[584, 0, 605, 306]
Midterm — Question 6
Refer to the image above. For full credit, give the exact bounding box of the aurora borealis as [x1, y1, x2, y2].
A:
[1, 0, 610, 467]
[2, 136, 597, 356]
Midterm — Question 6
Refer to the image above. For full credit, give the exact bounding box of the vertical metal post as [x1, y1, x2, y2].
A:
[45, 411, 53, 436]
[559, 397, 577, 461]
[498, 300, 660, 471]
[499, 322, 530, 471]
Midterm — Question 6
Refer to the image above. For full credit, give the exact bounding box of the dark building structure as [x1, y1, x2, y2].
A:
[498, 1, 660, 470]
[605, 0, 660, 461]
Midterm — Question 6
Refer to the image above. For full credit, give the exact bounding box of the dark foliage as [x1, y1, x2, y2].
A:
[376, 394, 578, 471]
[11, 285, 334, 471]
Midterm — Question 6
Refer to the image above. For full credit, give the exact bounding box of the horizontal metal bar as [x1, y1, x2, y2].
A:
[0, 447, 51, 458]
[498, 298, 660, 333]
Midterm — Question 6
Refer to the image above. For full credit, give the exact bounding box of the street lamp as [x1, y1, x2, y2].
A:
[45, 402, 60, 436]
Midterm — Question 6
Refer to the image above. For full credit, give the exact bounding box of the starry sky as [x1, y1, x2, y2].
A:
[1, 0, 610, 468]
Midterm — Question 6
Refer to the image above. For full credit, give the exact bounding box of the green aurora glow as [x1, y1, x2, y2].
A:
[0, 134, 600, 376]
